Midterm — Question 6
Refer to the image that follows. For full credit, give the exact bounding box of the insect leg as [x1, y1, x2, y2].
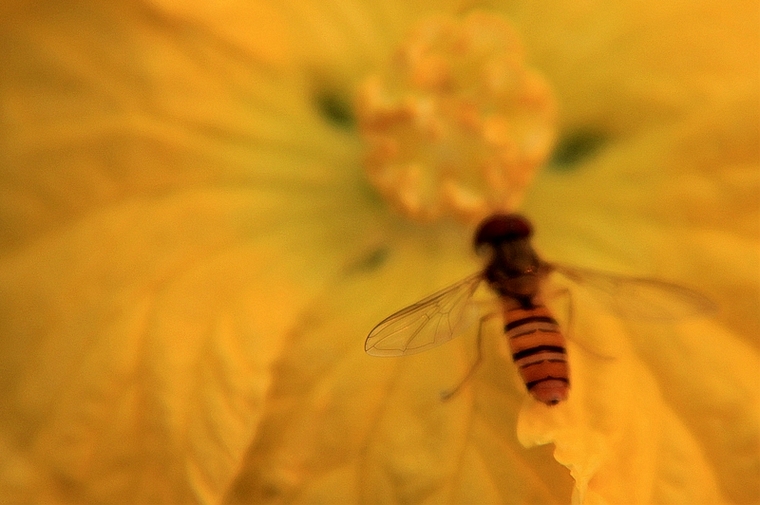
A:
[440, 312, 499, 401]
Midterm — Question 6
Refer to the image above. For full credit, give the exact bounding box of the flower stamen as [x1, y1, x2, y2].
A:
[357, 12, 557, 223]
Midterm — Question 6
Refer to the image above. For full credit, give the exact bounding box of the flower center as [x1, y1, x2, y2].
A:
[356, 12, 557, 223]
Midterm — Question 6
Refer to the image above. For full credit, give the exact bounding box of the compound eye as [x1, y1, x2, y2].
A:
[473, 213, 533, 249]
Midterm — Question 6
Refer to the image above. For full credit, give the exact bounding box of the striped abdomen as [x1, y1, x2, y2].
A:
[505, 304, 569, 405]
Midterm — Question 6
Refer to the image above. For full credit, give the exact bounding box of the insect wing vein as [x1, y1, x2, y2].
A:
[550, 263, 715, 320]
[365, 273, 483, 356]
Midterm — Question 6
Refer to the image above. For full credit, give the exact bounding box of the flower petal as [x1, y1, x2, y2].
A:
[521, 62, 759, 505]
[502, 0, 758, 132]
[225, 239, 574, 503]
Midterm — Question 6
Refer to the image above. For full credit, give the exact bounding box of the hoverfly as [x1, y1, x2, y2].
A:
[365, 214, 714, 406]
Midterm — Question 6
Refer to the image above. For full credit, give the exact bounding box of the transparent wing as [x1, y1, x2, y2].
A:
[549, 263, 716, 320]
[365, 273, 485, 356]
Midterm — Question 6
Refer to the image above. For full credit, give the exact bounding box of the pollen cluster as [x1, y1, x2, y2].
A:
[356, 12, 557, 223]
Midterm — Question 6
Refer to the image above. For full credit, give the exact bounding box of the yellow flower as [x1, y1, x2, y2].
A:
[0, 1, 757, 505]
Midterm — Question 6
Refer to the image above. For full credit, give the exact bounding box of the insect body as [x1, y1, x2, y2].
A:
[474, 214, 570, 404]
[504, 305, 569, 405]
[365, 213, 713, 406]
